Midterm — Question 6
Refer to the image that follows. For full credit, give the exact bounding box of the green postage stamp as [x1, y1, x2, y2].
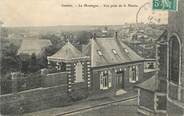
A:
[152, 0, 178, 11]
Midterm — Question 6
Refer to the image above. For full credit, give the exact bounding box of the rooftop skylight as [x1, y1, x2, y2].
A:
[97, 50, 103, 56]
[112, 49, 118, 55]
[124, 48, 129, 53]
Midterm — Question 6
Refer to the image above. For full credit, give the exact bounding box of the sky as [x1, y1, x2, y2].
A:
[0, 0, 168, 27]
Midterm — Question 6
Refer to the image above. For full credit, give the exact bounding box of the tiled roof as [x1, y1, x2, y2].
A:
[136, 75, 158, 92]
[83, 37, 144, 67]
[17, 39, 52, 56]
[48, 41, 82, 61]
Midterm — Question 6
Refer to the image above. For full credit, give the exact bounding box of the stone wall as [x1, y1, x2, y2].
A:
[167, 0, 184, 114]
[43, 72, 68, 87]
[0, 69, 89, 115]
[0, 85, 69, 115]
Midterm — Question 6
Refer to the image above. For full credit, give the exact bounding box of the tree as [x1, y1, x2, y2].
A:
[1, 43, 19, 75]
[28, 53, 39, 73]
[75, 31, 91, 44]
[18, 53, 30, 73]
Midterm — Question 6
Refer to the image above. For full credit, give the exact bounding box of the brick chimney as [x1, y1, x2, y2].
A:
[93, 33, 96, 39]
[115, 31, 118, 39]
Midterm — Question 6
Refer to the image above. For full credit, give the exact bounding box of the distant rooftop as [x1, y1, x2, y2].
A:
[17, 39, 52, 56]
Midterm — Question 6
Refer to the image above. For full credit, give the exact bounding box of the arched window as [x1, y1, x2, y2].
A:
[169, 36, 180, 84]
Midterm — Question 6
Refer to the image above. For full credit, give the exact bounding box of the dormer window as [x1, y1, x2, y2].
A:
[112, 49, 118, 55]
[97, 50, 103, 56]
[124, 48, 129, 53]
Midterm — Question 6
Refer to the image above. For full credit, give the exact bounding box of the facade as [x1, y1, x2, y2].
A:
[83, 33, 144, 96]
[47, 32, 145, 97]
[47, 41, 91, 99]
[137, 0, 184, 115]
[136, 30, 168, 116]
[167, 0, 184, 115]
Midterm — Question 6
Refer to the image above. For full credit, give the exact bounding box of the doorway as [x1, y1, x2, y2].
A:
[116, 71, 124, 89]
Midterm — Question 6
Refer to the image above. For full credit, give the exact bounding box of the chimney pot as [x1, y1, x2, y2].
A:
[115, 32, 118, 39]
[93, 33, 96, 39]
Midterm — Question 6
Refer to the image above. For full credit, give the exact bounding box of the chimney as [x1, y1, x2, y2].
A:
[93, 33, 96, 39]
[115, 32, 118, 39]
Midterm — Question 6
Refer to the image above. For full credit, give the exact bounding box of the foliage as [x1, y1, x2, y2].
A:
[41, 34, 65, 56]
[1, 39, 48, 76]
[1, 42, 20, 75]
[75, 31, 91, 44]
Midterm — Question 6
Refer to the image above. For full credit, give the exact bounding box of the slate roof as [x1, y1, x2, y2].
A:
[83, 37, 144, 67]
[48, 41, 82, 61]
[136, 75, 158, 92]
[17, 39, 52, 56]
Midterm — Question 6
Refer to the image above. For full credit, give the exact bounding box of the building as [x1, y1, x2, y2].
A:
[137, 0, 184, 115]
[83, 32, 144, 96]
[167, 0, 184, 115]
[136, 30, 168, 116]
[47, 32, 145, 97]
[47, 41, 91, 99]
[17, 39, 52, 56]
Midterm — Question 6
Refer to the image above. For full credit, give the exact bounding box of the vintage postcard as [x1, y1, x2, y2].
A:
[0, 0, 183, 115]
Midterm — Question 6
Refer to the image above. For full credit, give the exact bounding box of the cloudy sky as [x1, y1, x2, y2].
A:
[0, 0, 168, 26]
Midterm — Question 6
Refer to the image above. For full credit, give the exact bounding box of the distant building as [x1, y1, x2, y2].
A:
[136, 0, 184, 115]
[17, 39, 52, 56]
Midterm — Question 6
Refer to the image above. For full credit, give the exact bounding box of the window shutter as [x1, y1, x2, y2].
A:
[129, 67, 132, 82]
[136, 66, 139, 81]
[100, 72, 103, 89]
[108, 71, 112, 88]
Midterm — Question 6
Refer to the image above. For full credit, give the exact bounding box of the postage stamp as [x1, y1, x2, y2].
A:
[152, 0, 178, 11]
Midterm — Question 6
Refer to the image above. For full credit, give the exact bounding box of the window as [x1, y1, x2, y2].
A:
[75, 62, 84, 83]
[97, 50, 103, 56]
[112, 49, 118, 55]
[100, 71, 112, 90]
[129, 66, 139, 83]
[169, 36, 180, 84]
[56, 62, 61, 71]
[55, 62, 66, 71]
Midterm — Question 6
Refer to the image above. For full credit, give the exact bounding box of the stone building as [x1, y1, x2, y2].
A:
[47, 32, 145, 97]
[136, 30, 168, 116]
[47, 41, 91, 99]
[137, 0, 184, 115]
[167, 0, 184, 115]
[83, 33, 144, 96]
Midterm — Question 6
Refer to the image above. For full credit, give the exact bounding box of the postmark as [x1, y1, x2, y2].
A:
[152, 0, 178, 11]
